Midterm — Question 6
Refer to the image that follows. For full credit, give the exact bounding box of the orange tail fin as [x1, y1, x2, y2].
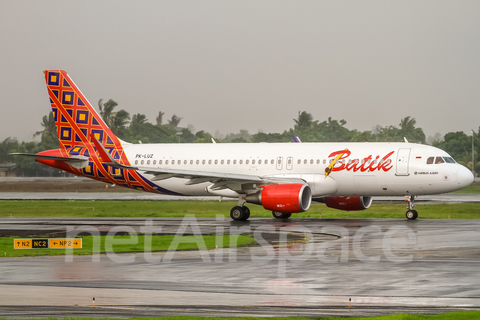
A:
[44, 70, 121, 153]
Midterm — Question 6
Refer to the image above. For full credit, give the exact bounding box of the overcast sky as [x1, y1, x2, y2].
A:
[1, 0, 479, 142]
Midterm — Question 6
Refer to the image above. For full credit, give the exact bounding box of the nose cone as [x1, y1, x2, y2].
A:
[456, 166, 474, 188]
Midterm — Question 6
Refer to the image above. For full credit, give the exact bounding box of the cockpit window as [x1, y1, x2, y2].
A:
[443, 157, 456, 163]
[426, 157, 434, 164]
[435, 156, 445, 164]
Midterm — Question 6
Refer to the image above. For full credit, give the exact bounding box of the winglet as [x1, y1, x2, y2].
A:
[293, 135, 302, 143]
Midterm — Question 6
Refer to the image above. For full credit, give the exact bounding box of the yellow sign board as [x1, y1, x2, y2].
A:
[13, 238, 82, 249]
[14, 239, 33, 249]
[50, 238, 82, 249]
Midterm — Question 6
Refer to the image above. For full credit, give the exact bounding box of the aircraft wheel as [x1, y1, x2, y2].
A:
[230, 206, 247, 221]
[406, 210, 418, 220]
[243, 206, 251, 220]
[272, 211, 292, 219]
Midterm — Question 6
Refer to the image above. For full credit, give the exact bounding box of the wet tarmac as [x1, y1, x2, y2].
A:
[0, 192, 480, 204]
[1, 217, 480, 318]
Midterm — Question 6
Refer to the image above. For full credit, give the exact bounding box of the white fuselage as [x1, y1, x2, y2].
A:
[121, 142, 474, 198]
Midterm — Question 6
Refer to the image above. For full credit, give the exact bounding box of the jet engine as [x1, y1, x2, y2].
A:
[322, 196, 372, 211]
[245, 184, 312, 213]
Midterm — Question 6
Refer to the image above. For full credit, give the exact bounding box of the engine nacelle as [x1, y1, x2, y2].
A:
[322, 196, 372, 211]
[245, 184, 312, 213]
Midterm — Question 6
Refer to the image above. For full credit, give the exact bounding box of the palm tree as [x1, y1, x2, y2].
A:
[156, 111, 165, 127]
[293, 111, 315, 128]
[98, 99, 130, 136]
[398, 116, 426, 144]
[34, 112, 58, 146]
[399, 116, 416, 134]
[0, 137, 18, 163]
[98, 99, 118, 128]
[168, 114, 182, 128]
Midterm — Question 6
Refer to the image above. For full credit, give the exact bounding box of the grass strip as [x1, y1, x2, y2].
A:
[2, 311, 480, 319]
[1, 234, 256, 257]
[1, 200, 480, 219]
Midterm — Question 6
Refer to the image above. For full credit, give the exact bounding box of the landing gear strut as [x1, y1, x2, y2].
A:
[405, 195, 418, 220]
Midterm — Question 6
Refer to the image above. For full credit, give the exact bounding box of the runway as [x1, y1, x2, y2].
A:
[0, 192, 479, 204]
[1, 217, 480, 317]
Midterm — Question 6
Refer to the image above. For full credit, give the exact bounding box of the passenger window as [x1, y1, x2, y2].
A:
[159, 160, 163, 165]
[246, 160, 249, 165]
[221, 160, 224, 164]
[271, 159, 274, 165]
[233, 160, 237, 165]
[208, 160, 212, 165]
[196, 160, 199, 165]
[259, 160, 262, 164]
[310, 159, 313, 164]
[166, 160, 169, 165]
[190, 160, 193, 164]
[153, 160, 156, 165]
[288, 159, 291, 164]
[316, 159, 320, 164]
[147, 160, 150, 165]
[141, 160, 144, 165]
[435, 157, 445, 164]
[239, 160, 243, 164]
[202, 160, 205, 165]
[184, 160, 187, 165]
[214, 160, 218, 165]
[227, 160, 230, 164]
[297, 159, 301, 164]
[135, 160, 138, 165]
[323, 159, 326, 164]
[252, 160, 255, 165]
[172, 160, 175, 165]
[304, 159, 307, 164]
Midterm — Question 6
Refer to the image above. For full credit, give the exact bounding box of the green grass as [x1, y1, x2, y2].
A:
[2, 311, 480, 319]
[1, 200, 480, 219]
[1, 234, 256, 257]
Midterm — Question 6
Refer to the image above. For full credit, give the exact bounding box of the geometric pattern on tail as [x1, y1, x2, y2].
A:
[44, 70, 162, 194]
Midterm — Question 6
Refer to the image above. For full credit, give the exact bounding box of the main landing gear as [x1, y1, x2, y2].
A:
[230, 206, 250, 221]
[272, 211, 292, 219]
[405, 195, 418, 220]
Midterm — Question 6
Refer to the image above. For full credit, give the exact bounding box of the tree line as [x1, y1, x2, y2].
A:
[1, 100, 478, 176]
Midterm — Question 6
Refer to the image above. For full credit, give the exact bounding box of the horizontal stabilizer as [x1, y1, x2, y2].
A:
[10, 153, 89, 169]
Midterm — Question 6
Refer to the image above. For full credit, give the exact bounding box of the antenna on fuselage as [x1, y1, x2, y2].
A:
[404, 137, 409, 143]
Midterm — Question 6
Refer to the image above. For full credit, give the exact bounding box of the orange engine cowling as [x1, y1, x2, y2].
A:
[322, 196, 372, 211]
[245, 184, 312, 213]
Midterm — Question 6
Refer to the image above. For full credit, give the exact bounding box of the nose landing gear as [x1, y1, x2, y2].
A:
[405, 195, 418, 220]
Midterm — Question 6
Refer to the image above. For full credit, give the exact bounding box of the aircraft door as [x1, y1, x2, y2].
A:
[287, 156, 293, 170]
[276, 157, 283, 170]
[396, 148, 411, 176]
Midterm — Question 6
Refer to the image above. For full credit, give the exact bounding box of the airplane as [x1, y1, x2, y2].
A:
[13, 70, 474, 221]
